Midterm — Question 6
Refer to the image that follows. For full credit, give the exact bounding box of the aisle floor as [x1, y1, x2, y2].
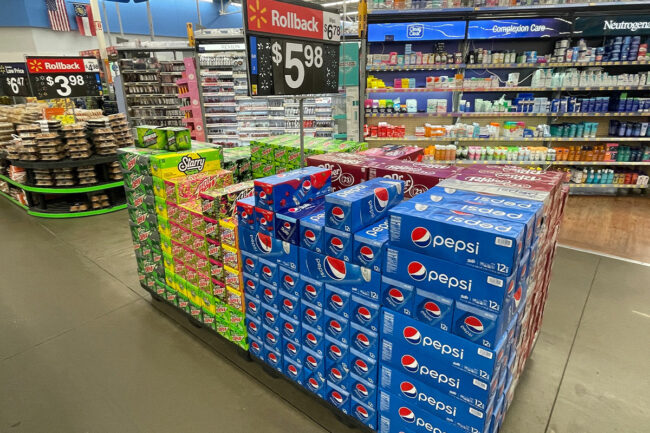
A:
[1, 199, 649, 433]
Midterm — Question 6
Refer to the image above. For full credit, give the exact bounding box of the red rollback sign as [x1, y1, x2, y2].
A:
[246, 0, 340, 42]
[26, 57, 99, 74]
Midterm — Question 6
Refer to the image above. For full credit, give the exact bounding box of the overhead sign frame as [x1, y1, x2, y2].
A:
[467, 18, 571, 39]
[367, 21, 467, 42]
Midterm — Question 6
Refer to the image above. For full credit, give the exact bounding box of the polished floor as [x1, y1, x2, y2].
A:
[1, 199, 649, 433]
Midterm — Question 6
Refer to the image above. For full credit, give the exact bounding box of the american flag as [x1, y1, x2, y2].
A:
[46, 0, 71, 32]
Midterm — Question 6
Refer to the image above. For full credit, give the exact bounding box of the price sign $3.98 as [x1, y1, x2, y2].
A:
[271, 41, 323, 90]
[46, 74, 86, 97]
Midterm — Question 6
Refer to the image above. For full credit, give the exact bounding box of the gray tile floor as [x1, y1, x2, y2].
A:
[1, 199, 649, 433]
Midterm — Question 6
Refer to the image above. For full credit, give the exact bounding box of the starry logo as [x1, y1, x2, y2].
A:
[248, 0, 268, 30]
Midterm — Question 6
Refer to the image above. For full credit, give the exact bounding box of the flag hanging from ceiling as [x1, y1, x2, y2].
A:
[73, 3, 96, 36]
[45, 0, 71, 32]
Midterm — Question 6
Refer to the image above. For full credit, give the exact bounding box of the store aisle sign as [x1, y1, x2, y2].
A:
[244, 0, 340, 96]
[468, 18, 571, 39]
[575, 16, 650, 37]
[26, 57, 102, 99]
[0, 63, 31, 97]
[368, 21, 466, 42]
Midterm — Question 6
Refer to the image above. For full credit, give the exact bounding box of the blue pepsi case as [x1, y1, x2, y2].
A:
[262, 302, 281, 332]
[239, 227, 299, 271]
[263, 324, 281, 350]
[324, 227, 354, 262]
[350, 295, 381, 333]
[304, 370, 326, 398]
[246, 316, 262, 339]
[325, 178, 404, 233]
[300, 211, 326, 253]
[246, 296, 262, 319]
[302, 347, 325, 375]
[241, 251, 260, 277]
[324, 310, 350, 345]
[353, 218, 389, 273]
[279, 289, 300, 321]
[350, 373, 378, 409]
[300, 274, 325, 308]
[325, 334, 350, 367]
[452, 301, 510, 349]
[326, 358, 352, 392]
[389, 200, 525, 276]
[254, 166, 332, 211]
[243, 273, 261, 300]
[301, 299, 324, 331]
[258, 258, 279, 287]
[284, 357, 303, 385]
[384, 245, 516, 314]
[275, 199, 325, 245]
[381, 276, 416, 317]
[378, 391, 467, 433]
[248, 336, 264, 359]
[280, 312, 301, 345]
[284, 340, 303, 364]
[350, 322, 379, 359]
[300, 248, 381, 301]
[381, 309, 507, 382]
[350, 348, 378, 385]
[236, 196, 256, 231]
[302, 323, 325, 355]
[351, 397, 377, 430]
[264, 344, 283, 372]
[255, 207, 275, 235]
[326, 381, 351, 414]
[414, 288, 454, 332]
[278, 266, 301, 298]
[260, 281, 278, 306]
[325, 284, 351, 318]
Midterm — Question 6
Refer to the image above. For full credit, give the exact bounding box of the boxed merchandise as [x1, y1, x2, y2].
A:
[136, 125, 167, 149]
[149, 142, 224, 179]
[359, 144, 423, 161]
[254, 167, 332, 212]
[165, 170, 233, 204]
[202, 181, 255, 219]
[163, 127, 192, 151]
[275, 199, 325, 245]
[307, 153, 371, 191]
[366, 160, 459, 199]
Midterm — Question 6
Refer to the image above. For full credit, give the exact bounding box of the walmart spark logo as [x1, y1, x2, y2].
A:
[28, 59, 44, 72]
[248, 0, 268, 29]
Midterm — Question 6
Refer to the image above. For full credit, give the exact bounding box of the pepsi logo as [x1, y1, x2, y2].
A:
[401, 355, 420, 374]
[329, 344, 343, 359]
[399, 407, 416, 423]
[283, 321, 295, 335]
[307, 377, 320, 390]
[356, 333, 370, 349]
[283, 274, 295, 288]
[245, 279, 256, 292]
[288, 364, 298, 377]
[373, 187, 390, 212]
[263, 288, 275, 302]
[403, 326, 422, 345]
[356, 306, 372, 322]
[305, 308, 318, 322]
[513, 285, 522, 307]
[355, 383, 369, 397]
[283, 298, 295, 312]
[331, 206, 345, 223]
[266, 332, 277, 344]
[359, 245, 374, 262]
[407, 261, 427, 282]
[400, 381, 418, 399]
[355, 405, 369, 419]
[248, 321, 258, 333]
[259, 191, 267, 200]
[245, 258, 255, 269]
[241, 210, 248, 219]
[265, 311, 276, 323]
[423, 301, 441, 318]
[262, 266, 273, 279]
[388, 288, 405, 305]
[250, 341, 260, 352]
[330, 294, 344, 309]
[306, 333, 318, 346]
[306, 355, 318, 369]
[464, 316, 484, 333]
[286, 342, 298, 356]
[283, 222, 291, 230]
[255, 232, 273, 253]
[330, 237, 344, 252]
[305, 284, 318, 298]
[328, 320, 343, 335]
[330, 368, 343, 381]
[323, 256, 347, 281]
[247, 302, 258, 313]
[330, 391, 343, 405]
[260, 217, 268, 226]
[354, 359, 369, 374]
[411, 227, 432, 248]
[268, 352, 278, 364]
[304, 229, 316, 244]
[508, 279, 516, 295]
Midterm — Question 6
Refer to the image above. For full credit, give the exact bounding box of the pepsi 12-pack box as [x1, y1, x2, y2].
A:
[353, 218, 389, 273]
[275, 199, 325, 245]
[378, 391, 468, 433]
[239, 227, 299, 271]
[254, 167, 332, 212]
[325, 178, 404, 233]
[300, 211, 326, 254]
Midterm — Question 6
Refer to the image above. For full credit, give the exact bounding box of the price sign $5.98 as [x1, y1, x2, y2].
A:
[46, 74, 86, 97]
[271, 40, 324, 92]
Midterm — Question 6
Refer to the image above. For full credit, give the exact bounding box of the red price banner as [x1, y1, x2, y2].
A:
[26, 57, 100, 74]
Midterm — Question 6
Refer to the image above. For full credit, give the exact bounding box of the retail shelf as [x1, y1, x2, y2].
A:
[207, 134, 239, 139]
[465, 60, 650, 69]
[131, 116, 183, 120]
[0, 190, 28, 210]
[128, 104, 179, 109]
[567, 183, 647, 189]
[365, 137, 650, 142]
[205, 113, 238, 117]
[121, 69, 160, 73]
[365, 111, 650, 118]
[367, 85, 650, 93]
[5, 154, 119, 169]
[422, 159, 650, 166]
[203, 102, 236, 107]
[367, 64, 464, 72]
[124, 81, 160, 85]
[160, 71, 183, 75]
[0, 175, 124, 194]
[126, 93, 168, 97]
[27, 203, 127, 218]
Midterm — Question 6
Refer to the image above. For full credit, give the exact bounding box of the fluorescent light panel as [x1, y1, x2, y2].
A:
[324, 0, 359, 7]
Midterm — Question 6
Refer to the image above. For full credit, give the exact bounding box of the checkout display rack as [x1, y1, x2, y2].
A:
[362, 6, 650, 193]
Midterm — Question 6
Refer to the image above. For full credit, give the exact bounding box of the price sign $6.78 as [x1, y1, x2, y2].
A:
[271, 40, 324, 91]
[46, 74, 86, 97]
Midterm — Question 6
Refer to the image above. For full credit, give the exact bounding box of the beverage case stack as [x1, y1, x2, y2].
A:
[377, 166, 568, 433]
[239, 167, 409, 430]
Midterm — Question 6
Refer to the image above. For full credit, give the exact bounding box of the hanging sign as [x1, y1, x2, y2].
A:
[26, 56, 102, 99]
[0, 63, 31, 97]
[468, 18, 571, 39]
[368, 21, 467, 42]
[243, 0, 341, 96]
[575, 15, 650, 37]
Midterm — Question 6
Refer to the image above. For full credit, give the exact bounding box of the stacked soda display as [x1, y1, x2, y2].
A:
[377, 166, 568, 433]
